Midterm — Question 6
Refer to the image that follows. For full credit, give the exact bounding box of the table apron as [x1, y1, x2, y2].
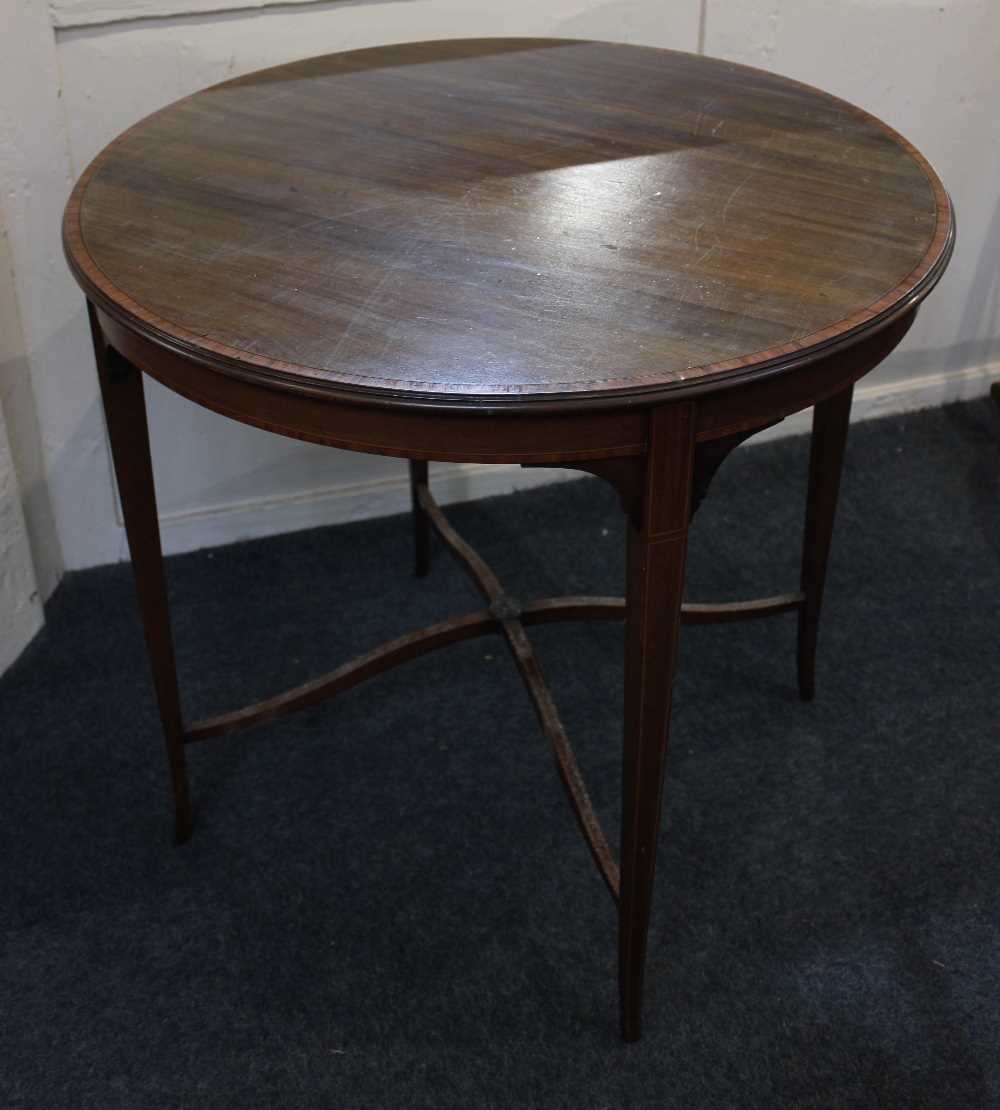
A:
[95, 306, 916, 465]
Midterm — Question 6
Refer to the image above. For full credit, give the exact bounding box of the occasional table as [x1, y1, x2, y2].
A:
[63, 39, 953, 1041]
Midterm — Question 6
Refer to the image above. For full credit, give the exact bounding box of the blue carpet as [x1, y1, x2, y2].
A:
[1, 398, 998, 1108]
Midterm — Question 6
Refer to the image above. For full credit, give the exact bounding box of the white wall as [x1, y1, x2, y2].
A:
[0, 408, 43, 675]
[0, 209, 44, 672]
[0, 0, 997, 671]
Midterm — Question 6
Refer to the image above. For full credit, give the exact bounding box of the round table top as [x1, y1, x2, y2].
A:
[65, 38, 953, 412]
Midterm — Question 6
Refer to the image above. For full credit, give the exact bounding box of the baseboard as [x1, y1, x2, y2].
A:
[734, 360, 998, 446]
[158, 458, 580, 557]
[158, 361, 997, 557]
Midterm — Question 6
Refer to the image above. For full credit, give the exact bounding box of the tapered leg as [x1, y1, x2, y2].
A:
[88, 304, 193, 843]
[619, 405, 695, 1042]
[409, 459, 430, 577]
[798, 385, 854, 701]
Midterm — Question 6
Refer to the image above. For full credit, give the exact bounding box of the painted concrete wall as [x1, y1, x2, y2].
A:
[0, 0, 113, 592]
[0, 0, 997, 674]
[0, 208, 44, 672]
[0, 411, 43, 675]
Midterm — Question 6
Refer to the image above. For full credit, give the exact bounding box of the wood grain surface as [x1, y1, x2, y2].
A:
[64, 38, 953, 410]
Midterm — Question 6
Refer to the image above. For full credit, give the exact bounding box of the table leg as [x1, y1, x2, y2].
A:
[619, 405, 694, 1042]
[409, 459, 430, 577]
[88, 304, 193, 843]
[798, 384, 854, 701]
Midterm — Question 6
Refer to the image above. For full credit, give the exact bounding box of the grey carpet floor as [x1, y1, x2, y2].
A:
[1, 398, 998, 1109]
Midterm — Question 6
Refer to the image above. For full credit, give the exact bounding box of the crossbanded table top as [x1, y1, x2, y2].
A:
[64, 39, 953, 411]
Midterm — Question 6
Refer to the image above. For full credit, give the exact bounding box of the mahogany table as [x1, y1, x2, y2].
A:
[63, 39, 953, 1041]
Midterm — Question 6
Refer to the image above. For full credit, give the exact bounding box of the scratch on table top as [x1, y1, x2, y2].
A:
[721, 177, 751, 223]
[693, 99, 715, 138]
[719, 132, 776, 224]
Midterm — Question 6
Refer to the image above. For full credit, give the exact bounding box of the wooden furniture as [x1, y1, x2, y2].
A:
[63, 39, 953, 1041]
